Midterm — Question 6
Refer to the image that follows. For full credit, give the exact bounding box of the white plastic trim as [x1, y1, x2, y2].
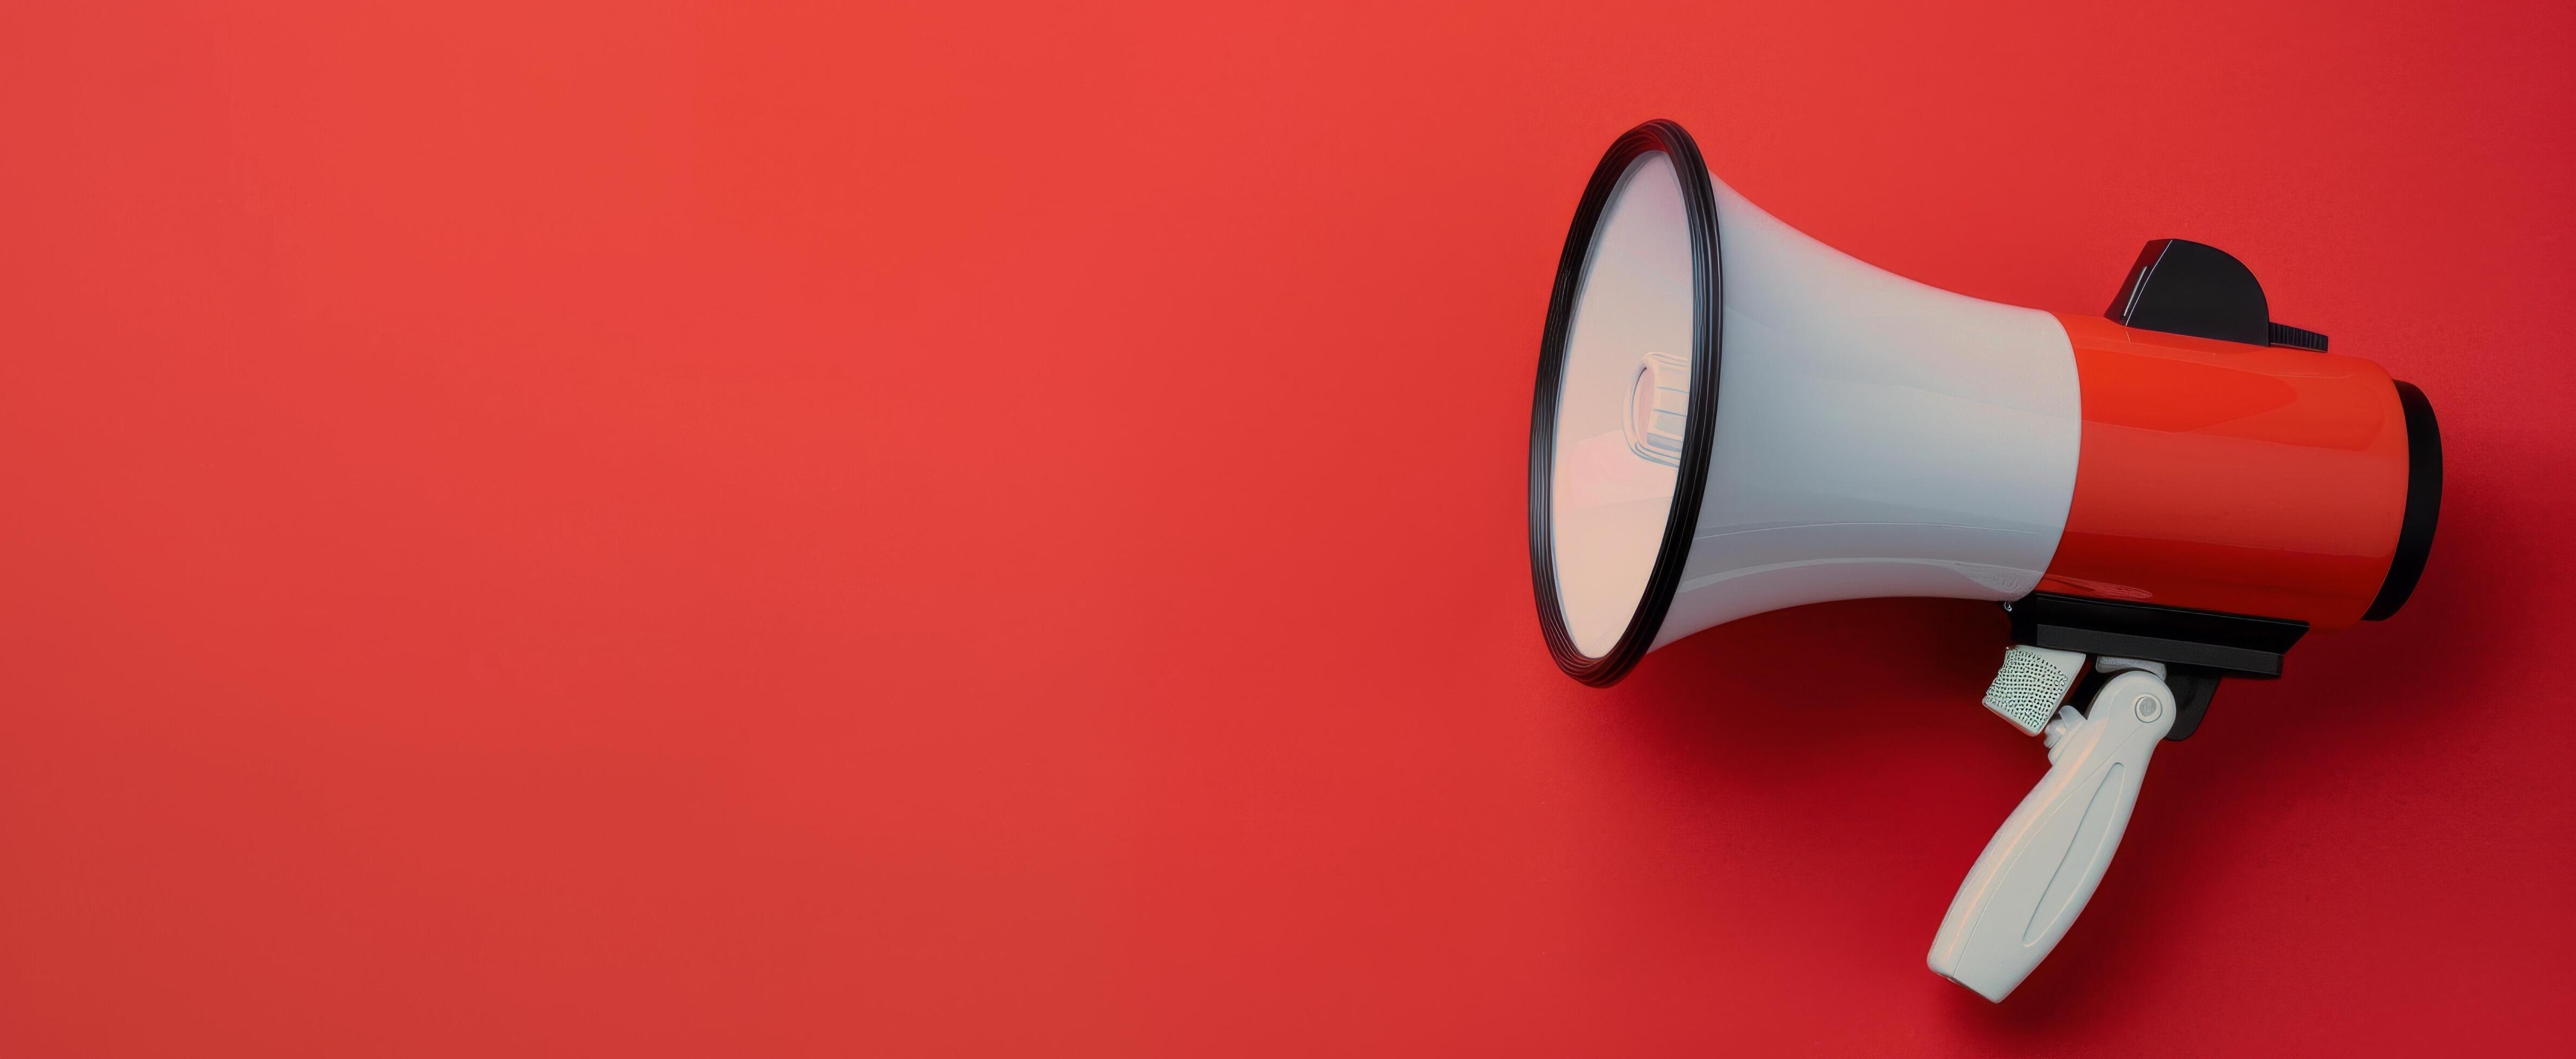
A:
[1646, 176, 2081, 649]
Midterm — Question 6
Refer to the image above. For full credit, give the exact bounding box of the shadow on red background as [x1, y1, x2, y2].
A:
[1, 1, 2568, 1055]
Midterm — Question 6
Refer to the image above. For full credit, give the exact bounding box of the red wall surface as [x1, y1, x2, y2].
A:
[3, 2, 2570, 1055]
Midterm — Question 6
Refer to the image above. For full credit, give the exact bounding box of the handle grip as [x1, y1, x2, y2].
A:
[1928, 670, 2174, 1001]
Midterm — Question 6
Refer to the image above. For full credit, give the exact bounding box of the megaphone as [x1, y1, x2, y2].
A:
[1527, 120, 2441, 1001]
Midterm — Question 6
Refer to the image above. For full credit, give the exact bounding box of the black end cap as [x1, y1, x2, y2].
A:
[2363, 381, 2442, 620]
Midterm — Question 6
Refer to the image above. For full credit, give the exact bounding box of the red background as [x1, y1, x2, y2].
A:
[3, 2, 2571, 1055]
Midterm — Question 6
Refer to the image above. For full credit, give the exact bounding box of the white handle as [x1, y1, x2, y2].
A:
[1928, 669, 2174, 1001]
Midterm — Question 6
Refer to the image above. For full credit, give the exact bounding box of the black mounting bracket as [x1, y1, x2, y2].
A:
[2004, 592, 2308, 741]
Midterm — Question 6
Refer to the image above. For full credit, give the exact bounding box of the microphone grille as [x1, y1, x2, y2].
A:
[1982, 646, 2086, 735]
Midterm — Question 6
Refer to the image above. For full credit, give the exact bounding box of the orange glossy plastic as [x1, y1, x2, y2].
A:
[2041, 313, 2411, 631]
